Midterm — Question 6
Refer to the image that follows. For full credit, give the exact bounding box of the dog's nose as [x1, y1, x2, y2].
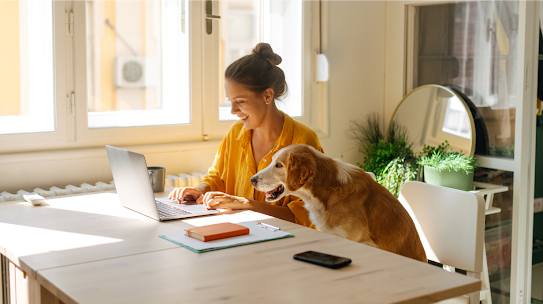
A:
[250, 176, 258, 187]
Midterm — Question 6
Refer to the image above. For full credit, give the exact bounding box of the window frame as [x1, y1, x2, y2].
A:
[202, 0, 326, 141]
[72, 0, 203, 146]
[0, 0, 328, 153]
[0, 1, 68, 153]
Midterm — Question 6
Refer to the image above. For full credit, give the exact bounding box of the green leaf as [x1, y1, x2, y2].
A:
[417, 151, 478, 174]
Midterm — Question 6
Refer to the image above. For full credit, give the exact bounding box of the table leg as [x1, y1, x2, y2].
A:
[17, 273, 63, 304]
[0, 253, 63, 304]
[481, 244, 493, 304]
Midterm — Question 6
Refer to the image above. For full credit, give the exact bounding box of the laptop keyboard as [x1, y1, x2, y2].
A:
[156, 201, 193, 218]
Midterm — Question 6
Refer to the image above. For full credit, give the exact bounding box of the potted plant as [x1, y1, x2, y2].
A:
[350, 113, 418, 197]
[417, 142, 478, 191]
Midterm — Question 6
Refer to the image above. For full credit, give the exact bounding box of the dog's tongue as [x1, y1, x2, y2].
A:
[265, 185, 282, 198]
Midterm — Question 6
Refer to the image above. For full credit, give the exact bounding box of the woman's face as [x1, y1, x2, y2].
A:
[225, 79, 273, 130]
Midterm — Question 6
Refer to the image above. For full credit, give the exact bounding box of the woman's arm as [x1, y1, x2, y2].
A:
[168, 183, 211, 202]
[200, 192, 296, 223]
[194, 183, 211, 203]
[246, 199, 295, 222]
[196, 183, 211, 194]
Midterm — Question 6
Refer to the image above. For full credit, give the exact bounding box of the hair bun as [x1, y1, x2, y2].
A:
[252, 43, 282, 66]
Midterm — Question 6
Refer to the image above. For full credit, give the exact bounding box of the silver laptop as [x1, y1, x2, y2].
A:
[105, 145, 219, 221]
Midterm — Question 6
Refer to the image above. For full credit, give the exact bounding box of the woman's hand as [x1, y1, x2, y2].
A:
[168, 187, 204, 204]
[201, 192, 251, 210]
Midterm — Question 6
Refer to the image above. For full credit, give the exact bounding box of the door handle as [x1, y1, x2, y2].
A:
[205, 0, 220, 35]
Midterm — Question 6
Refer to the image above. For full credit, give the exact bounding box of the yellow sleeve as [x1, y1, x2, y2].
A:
[291, 126, 324, 153]
[201, 136, 228, 193]
[287, 196, 317, 229]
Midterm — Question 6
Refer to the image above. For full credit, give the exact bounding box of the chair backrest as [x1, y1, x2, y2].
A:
[398, 181, 485, 272]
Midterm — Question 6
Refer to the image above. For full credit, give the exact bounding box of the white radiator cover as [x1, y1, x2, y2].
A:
[0, 172, 205, 202]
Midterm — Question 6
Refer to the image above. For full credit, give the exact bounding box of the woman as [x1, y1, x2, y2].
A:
[168, 43, 322, 227]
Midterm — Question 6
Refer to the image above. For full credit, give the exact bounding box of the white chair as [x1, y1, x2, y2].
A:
[470, 182, 507, 304]
[398, 181, 485, 304]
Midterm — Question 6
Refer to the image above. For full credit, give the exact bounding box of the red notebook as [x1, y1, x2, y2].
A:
[185, 222, 250, 242]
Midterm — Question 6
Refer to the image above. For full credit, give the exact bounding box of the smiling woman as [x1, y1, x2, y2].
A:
[168, 43, 323, 227]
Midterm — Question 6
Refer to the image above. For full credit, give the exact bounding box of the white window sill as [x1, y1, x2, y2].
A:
[0, 140, 223, 166]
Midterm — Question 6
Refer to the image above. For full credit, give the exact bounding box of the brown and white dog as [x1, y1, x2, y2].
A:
[250, 144, 427, 262]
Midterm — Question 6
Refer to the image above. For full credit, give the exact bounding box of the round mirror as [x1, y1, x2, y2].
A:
[390, 85, 476, 156]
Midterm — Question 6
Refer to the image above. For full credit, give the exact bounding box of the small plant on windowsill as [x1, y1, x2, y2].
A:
[417, 141, 479, 191]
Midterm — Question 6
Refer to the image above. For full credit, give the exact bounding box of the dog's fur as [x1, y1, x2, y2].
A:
[251, 144, 427, 262]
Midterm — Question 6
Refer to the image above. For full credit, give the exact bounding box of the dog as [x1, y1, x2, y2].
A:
[250, 144, 427, 262]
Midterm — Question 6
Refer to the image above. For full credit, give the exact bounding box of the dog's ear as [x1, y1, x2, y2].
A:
[286, 152, 316, 191]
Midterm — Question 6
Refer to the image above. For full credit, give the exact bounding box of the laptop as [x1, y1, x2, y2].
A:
[105, 145, 219, 221]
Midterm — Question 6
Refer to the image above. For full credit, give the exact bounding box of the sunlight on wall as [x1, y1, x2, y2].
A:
[100, 0, 117, 111]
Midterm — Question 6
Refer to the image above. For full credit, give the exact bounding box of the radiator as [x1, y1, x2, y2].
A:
[0, 172, 206, 202]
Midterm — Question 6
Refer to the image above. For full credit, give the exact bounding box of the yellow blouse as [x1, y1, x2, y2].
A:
[201, 113, 323, 227]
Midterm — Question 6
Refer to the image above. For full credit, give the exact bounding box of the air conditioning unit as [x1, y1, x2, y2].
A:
[115, 56, 159, 88]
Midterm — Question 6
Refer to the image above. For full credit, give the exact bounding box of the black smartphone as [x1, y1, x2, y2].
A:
[293, 251, 352, 269]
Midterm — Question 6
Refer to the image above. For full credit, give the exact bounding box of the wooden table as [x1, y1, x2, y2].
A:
[0, 186, 480, 304]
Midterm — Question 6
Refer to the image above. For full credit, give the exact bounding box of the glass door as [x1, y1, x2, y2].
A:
[408, 1, 539, 303]
[413, 2, 518, 159]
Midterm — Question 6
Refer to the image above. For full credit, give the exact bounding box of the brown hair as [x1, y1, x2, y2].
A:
[225, 43, 288, 100]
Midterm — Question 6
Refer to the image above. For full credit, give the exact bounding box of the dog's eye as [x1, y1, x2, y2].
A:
[275, 163, 283, 168]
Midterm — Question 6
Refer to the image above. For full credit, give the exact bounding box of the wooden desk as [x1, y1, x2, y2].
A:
[0, 191, 295, 279]
[0, 187, 480, 304]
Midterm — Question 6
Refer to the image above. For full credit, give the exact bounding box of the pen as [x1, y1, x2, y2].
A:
[256, 222, 281, 232]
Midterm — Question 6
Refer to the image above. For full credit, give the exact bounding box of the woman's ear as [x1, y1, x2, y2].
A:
[263, 88, 274, 105]
[286, 152, 316, 191]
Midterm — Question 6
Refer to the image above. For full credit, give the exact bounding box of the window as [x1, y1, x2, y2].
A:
[0, 0, 323, 151]
[85, 0, 190, 129]
[441, 98, 471, 139]
[0, 0, 55, 135]
[205, 0, 316, 138]
[411, 2, 519, 158]
[218, 0, 303, 121]
[0, 0, 68, 149]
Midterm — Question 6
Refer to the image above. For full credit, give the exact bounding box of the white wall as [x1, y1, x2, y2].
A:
[0, 1, 386, 193]
[319, 1, 386, 162]
[0, 143, 219, 194]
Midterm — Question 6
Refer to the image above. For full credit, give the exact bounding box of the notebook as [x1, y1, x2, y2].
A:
[185, 222, 250, 242]
[159, 221, 294, 253]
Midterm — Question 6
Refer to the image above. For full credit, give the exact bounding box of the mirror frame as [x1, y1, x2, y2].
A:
[388, 84, 476, 157]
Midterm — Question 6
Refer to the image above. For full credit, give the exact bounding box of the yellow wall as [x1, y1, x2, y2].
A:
[98, 0, 150, 112]
[100, 0, 116, 111]
[141, 0, 146, 109]
[0, 1, 21, 116]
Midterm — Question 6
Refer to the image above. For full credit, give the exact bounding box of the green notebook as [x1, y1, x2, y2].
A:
[159, 221, 294, 253]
